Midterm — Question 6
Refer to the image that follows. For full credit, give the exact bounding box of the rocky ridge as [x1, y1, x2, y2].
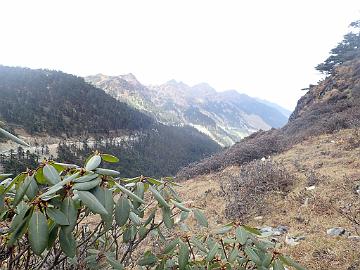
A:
[86, 74, 288, 146]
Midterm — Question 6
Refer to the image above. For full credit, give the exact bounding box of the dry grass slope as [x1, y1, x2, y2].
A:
[177, 129, 360, 270]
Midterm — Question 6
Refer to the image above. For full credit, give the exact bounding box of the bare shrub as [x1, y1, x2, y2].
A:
[221, 160, 294, 221]
[345, 128, 360, 150]
[329, 175, 360, 235]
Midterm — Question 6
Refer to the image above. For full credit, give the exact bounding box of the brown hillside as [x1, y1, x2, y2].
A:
[177, 128, 360, 270]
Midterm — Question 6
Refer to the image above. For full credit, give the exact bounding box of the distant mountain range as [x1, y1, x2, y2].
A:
[0, 66, 220, 177]
[86, 74, 289, 146]
[254, 98, 292, 118]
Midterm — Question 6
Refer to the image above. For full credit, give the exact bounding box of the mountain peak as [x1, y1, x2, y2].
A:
[191, 83, 217, 96]
[119, 73, 140, 85]
[87, 73, 289, 146]
[165, 79, 189, 88]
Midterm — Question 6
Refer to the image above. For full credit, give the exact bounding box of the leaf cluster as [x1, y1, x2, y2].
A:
[0, 129, 305, 269]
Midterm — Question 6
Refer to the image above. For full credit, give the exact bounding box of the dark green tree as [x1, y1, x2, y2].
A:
[316, 20, 360, 74]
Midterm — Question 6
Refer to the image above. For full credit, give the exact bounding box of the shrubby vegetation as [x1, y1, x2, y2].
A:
[177, 129, 286, 180]
[0, 128, 305, 269]
[221, 160, 293, 220]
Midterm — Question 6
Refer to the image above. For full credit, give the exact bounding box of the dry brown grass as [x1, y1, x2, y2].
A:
[178, 128, 360, 270]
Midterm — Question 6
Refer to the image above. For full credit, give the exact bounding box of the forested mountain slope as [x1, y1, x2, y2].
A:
[0, 66, 152, 136]
[0, 66, 220, 177]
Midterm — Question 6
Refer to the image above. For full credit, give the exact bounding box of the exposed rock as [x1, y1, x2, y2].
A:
[260, 225, 289, 236]
[285, 235, 306, 246]
[348, 235, 360, 241]
[260, 226, 273, 234]
[275, 225, 289, 235]
[326, 227, 346, 236]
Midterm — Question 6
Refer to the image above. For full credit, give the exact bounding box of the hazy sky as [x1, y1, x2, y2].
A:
[1, 1, 359, 110]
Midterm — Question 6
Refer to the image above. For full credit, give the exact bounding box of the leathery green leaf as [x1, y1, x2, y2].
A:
[0, 127, 29, 147]
[8, 206, 33, 246]
[193, 209, 208, 228]
[148, 185, 170, 208]
[3, 173, 25, 194]
[85, 155, 101, 171]
[214, 224, 232, 235]
[29, 210, 49, 255]
[43, 164, 61, 185]
[144, 208, 156, 226]
[136, 181, 145, 198]
[273, 259, 286, 270]
[163, 239, 179, 254]
[72, 178, 101, 191]
[206, 243, 219, 262]
[138, 251, 157, 266]
[61, 197, 77, 233]
[138, 226, 148, 239]
[114, 182, 145, 204]
[59, 227, 76, 258]
[46, 208, 69, 226]
[47, 224, 59, 249]
[229, 248, 239, 263]
[162, 206, 174, 229]
[236, 226, 249, 245]
[39, 184, 63, 199]
[190, 237, 208, 253]
[73, 173, 98, 183]
[178, 241, 189, 270]
[7, 212, 32, 247]
[53, 162, 78, 169]
[123, 225, 136, 243]
[25, 176, 38, 200]
[279, 255, 306, 270]
[244, 246, 260, 265]
[77, 190, 108, 215]
[13, 175, 32, 206]
[35, 167, 47, 184]
[242, 225, 261, 235]
[171, 199, 191, 212]
[129, 211, 142, 226]
[92, 187, 114, 230]
[10, 202, 29, 231]
[95, 168, 120, 176]
[101, 154, 119, 163]
[115, 196, 130, 226]
[0, 194, 4, 211]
